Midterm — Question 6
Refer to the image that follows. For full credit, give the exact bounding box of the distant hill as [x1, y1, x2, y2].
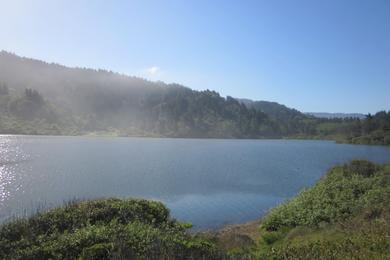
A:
[237, 99, 314, 135]
[306, 112, 366, 119]
[238, 99, 306, 121]
[0, 51, 388, 144]
[0, 51, 281, 137]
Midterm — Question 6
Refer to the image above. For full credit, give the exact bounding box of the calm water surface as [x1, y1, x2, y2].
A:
[1, 135, 390, 230]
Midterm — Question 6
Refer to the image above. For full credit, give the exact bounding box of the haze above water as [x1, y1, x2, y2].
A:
[1, 135, 390, 230]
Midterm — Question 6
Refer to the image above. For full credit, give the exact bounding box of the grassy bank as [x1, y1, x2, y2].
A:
[214, 160, 390, 259]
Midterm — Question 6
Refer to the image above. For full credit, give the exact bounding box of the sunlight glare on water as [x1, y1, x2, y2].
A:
[1, 135, 390, 229]
[0, 136, 16, 203]
[0, 136, 30, 210]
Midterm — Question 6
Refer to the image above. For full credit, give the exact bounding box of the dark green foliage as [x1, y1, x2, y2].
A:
[9, 89, 48, 119]
[343, 159, 378, 177]
[319, 111, 390, 145]
[0, 198, 222, 259]
[239, 99, 310, 136]
[82, 243, 113, 259]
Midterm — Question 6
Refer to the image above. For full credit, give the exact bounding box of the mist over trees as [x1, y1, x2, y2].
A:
[0, 51, 276, 137]
[0, 51, 389, 144]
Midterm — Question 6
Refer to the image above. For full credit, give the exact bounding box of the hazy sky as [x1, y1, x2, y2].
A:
[0, 0, 389, 113]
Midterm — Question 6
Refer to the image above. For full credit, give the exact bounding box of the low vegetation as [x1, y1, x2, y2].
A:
[0, 198, 222, 259]
[314, 112, 390, 146]
[254, 160, 390, 259]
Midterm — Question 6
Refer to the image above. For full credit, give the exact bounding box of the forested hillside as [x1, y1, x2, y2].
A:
[238, 99, 311, 136]
[307, 112, 390, 145]
[0, 51, 389, 143]
[306, 112, 365, 119]
[0, 51, 280, 138]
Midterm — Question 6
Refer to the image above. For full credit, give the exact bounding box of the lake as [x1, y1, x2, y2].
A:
[1, 135, 390, 230]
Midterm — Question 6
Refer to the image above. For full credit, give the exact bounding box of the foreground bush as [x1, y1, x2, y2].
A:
[0, 198, 222, 259]
[257, 160, 390, 259]
[262, 160, 390, 231]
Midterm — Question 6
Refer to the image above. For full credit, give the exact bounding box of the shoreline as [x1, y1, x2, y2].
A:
[1, 133, 388, 146]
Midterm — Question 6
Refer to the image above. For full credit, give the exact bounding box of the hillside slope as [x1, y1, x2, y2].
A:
[0, 51, 389, 144]
[0, 51, 282, 138]
[306, 112, 366, 119]
[238, 99, 312, 135]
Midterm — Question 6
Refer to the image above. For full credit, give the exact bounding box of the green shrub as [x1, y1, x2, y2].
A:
[261, 160, 388, 233]
[343, 160, 377, 177]
[82, 243, 113, 259]
[258, 160, 390, 259]
[262, 229, 287, 245]
[0, 198, 222, 259]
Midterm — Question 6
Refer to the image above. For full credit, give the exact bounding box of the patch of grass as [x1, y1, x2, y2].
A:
[262, 212, 390, 259]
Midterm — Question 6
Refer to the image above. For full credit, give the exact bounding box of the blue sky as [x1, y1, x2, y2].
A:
[0, 0, 389, 113]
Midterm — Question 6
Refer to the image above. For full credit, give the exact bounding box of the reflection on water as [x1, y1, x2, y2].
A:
[165, 192, 285, 229]
[0, 135, 390, 229]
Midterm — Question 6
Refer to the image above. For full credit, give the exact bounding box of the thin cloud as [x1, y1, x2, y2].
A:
[146, 66, 160, 76]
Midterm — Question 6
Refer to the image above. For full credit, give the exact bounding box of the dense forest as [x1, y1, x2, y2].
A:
[0, 51, 389, 144]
